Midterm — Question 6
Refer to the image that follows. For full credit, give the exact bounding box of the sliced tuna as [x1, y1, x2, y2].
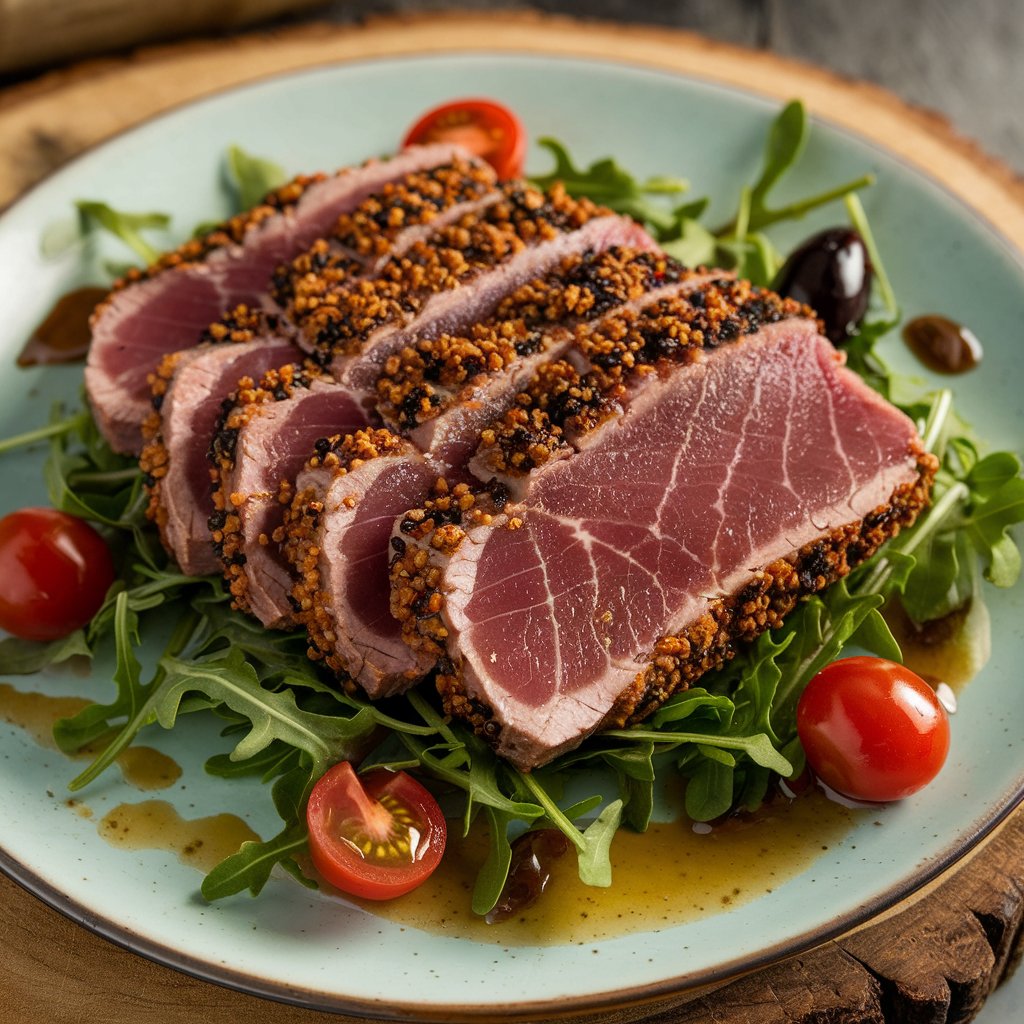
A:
[375, 249, 718, 470]
[287, 182, 658, 388]
[392, 307, 937, 769]
[286, 430, 438, 697]
[209, 371, 371, 628]
[283, 250, 695, 694]
[87, 143, 490, 454]
[140, 317, 299, 575]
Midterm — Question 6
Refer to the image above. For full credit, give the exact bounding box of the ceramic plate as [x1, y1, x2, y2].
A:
[1, 54, 1022, 1020]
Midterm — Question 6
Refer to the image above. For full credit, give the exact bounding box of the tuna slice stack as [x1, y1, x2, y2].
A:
[95, 140, 936, 772]
[391, 280, 937, 769]
[86, 143, 494, 454]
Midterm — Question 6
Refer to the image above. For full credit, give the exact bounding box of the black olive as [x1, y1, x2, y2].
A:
[772, 227, 873, 345]
[485, 828, 570, 923]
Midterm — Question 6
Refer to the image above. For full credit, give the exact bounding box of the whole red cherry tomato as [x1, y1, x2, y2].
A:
[402, 98, 526, 180]
[306, 762, 446, 900]
[797, 656, 950, 802]
[0, 507, 115, 642]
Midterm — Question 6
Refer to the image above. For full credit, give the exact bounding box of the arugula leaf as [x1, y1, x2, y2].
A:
[75, 201, 170, 267]
[226, 145, 287, 211]
[962, 457, 1024, 587]
[471, 805, 518, 916]
[530, 137, 687, 232]
[0, 630, 91, 675]
[201, 766, 313, 899]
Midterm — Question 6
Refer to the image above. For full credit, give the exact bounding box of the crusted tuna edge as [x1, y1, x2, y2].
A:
[392, 448, 938, 766]
[473, 276, 815, 481]
[295, 181, 611, 362]
[139, 306, 270, 540]
[207, 361, 323, 617]
[374, 247, 695, 433]
[389, 480, 508, 658]
[94, 173, 326, 312]
[92, 150, 496, 320]
[274, 157, 499, 311]
[284, 428, 427, 693]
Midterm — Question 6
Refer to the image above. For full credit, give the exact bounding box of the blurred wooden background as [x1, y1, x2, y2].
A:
[1, 0, 1022, 173]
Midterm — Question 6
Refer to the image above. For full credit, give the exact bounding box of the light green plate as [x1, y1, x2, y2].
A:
[0, 54, 1022, 1020]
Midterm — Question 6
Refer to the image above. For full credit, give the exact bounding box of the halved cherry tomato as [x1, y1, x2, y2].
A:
[796, 656, 950, 802]
[402, 98, 526, 180]
[306, 761, 446, 900]
[0, 507, 115, 642]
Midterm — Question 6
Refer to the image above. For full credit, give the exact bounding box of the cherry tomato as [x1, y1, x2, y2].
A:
[0, 508, 115, 642]
[796, 656, 950, 802]
[402, 99, 526, 180]
[306, 761, 446, 900]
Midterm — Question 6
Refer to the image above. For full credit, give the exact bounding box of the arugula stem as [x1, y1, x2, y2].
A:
[921, 388, 954, 457]
[754, 174, 875, 231]
[68, 607, 203, 791]
[0, 418, 81, 457]
[845, 192, 898, 318]
[67, 467, 140, 487]
[518, 773, 587, 853]
[715, 174, 875, 237]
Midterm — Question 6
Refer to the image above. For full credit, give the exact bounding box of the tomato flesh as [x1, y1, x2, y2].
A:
[306, 762, 446, 900]
[402, 98, 526, 180]
[796, 656, 950, 802]
[0, 508, 115, 642]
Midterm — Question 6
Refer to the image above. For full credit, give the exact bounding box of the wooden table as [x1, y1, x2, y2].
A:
[1, 13, 1022, 1023]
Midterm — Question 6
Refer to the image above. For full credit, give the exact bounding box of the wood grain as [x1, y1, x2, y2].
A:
[0, 13, 1022, 1024]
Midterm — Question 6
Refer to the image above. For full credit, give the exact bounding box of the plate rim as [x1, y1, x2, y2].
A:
[1, 48, 1023, 1021]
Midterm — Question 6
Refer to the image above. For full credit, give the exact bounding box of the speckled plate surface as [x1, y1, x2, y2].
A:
[0, 54, 1022, 1020]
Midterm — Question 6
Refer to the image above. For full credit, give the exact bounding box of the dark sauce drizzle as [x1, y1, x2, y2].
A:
[902, 315, 982, 374]
[17, 286, 106, 367]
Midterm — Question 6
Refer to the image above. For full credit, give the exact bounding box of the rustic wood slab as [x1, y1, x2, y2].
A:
[1, 13, 1022, 1024]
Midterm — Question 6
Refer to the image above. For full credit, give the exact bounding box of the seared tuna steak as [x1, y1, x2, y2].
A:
[281, 249, 699, 698]
[287, 182, 657, 388]
[209, 369, 371, 628]
[87, 144, 490, 454]
[286, 430, 438, 697]
[140, 310, 299, 575]
[392, 307, 936, 768]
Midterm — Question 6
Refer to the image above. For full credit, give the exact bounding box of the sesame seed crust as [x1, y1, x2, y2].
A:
[388, 478, 506, 658]
[139, 303, 270, 541]
[374, 247, 692, 431]
[430, 448, 938, 757]
[138, 348, 187, 534]
[271, 158, 497, 310]
[291, 182, 608, 361]
[284, 428, 414, 683]
[207, 361, 323, 616]
[475, 277, 813, 477]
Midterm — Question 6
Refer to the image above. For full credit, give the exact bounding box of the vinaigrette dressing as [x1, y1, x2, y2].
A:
[342, 789, 857, 945]
[98, 800, 260, 874]
[0, 681, 182, 789]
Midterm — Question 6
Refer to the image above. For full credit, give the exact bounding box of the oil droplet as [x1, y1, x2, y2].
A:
[17, 286, 107, 366]
[0, 682, 181, 788]
[332, 787, 857, 946]
[98, 800, 260, 874]
[65, 797, 93, 819]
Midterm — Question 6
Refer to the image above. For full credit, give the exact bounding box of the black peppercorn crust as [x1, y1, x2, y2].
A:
[475, 277, 814, 478]
[207, 361, 324, 616]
